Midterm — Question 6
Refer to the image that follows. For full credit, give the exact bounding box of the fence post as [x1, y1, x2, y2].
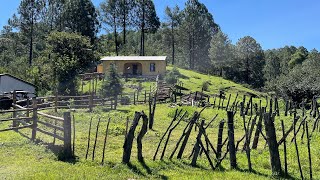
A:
[31, 97, 38, 140]
[264, 113, 282, 176]
[12, 90, 17, 128]
[133, 92, 136, 105]
[26, 98, 30, 118]
[63, 112, 72, 158]
[144, 90, 147, 103]
[89, 93, 93, 112]
[227, 111, 237, 169]
[54, 91, 58, 113]
[216, 120, 225, 159]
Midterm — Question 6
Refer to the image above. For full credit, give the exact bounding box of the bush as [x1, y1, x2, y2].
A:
[202, 81, 211, 91]
[120, 96, 131, 105]
[172, 66, 181, 77]
[165, 71, 178, 84]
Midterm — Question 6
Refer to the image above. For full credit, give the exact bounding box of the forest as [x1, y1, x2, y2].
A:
[0, 0, 319, 102]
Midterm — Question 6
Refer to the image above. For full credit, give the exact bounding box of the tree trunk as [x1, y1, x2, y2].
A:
[123, 0, 127, 45]
[140, 0, 145, 56]
[114, 16, 118, 56]
[29, 8, 34, 66]
[171, 20, 175, 65]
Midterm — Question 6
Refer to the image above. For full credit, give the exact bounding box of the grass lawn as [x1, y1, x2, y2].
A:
[0, 67, 319, 179]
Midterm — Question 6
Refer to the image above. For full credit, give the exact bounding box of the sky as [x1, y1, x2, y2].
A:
[0, 0, 319, 50]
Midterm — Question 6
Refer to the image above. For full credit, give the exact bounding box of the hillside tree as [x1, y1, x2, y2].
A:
[163, 5, 181, 65]
[209, 30, 233, 76]
[179, 0, 219, 71]
[132, 0, 160, 56]
[100, 63, 124, 109]
[236, 36, 265, 87]
[47, 31, 98, 95]
[63, 0, 99, 44]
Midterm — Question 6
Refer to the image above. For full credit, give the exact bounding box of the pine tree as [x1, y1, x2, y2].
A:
[63, 0, 99, 44]
[132, 0, 160, 56]
[164, 5, 181, 65]
[100, 64, 124, 109]
[179, 0, 219, 71]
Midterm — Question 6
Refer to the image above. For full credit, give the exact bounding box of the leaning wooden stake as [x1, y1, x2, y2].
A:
[198, 139, 215, 171]
[281, 120, 288, 176]
[191, 120, 205, 166]
[137, 112, 148, 162]
[160, 111, 186, 160]
[177, 112, 198, 159]
[216, 120, 225, 159]
[252, 107, 265, 149]
[154, 109, 179, 160]
[306, 121, 312, 180]
[122, 112, 141, 164]
[170, 120, 192, 159]
[264, 113, 282, 176]
[243, 115, 252, 171]
[101, 117, 111, 165]
[92, 117, 101, 161]
[227, 111, 237, 169]
[85, 117, 93, 159]
[293, 114, 304, 180]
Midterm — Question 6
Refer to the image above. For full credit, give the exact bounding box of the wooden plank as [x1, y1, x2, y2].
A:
[0, 108, 32, 113]
[0, 117, 32, 122]
[37, 112, 64, 122]
[0, 124, 33, 132]
[36, 128, 64, 141]
[38, 120, 64, 131]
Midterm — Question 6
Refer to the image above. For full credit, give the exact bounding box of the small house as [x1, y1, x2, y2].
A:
[97, 56, 166, 77]
[0, 74, 36, 95]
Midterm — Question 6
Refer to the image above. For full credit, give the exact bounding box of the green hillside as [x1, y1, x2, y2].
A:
[0, 67, 319, 180]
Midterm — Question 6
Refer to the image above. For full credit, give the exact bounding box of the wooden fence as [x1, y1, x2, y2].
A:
[0, 96, 73, 158]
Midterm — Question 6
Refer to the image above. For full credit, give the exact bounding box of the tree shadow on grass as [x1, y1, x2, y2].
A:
[127, 161, 168, 180]
[230, 167, 271, 179]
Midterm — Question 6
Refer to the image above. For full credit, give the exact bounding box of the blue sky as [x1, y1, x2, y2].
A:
[1, 0, 319, 50]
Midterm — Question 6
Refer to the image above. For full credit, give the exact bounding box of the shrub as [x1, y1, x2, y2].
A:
[165, 71, 178, 84]
[120, 96, 131, 105]
[202, 81, 210, 91]
[172, 66, 181, 77]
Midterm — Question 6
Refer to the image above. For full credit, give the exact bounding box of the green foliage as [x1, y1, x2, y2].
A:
[165, 70, 178, 84]
[263, 51, 281, 82]
[235, 36, 265, 88]
[209, 31, 233, 76]
[179, 0, 219, 71]
[288, 46, 308, 68]
[63, 0, 99, 43]
[202, 80, 210, 91]
[268, 51, 320, 102]
[47, 31, 97, 95]
[100, 63, 124, 98]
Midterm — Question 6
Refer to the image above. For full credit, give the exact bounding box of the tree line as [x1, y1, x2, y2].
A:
[0, 0, 319, 102]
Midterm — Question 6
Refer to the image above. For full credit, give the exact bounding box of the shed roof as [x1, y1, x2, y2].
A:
[0, 73, 35, 87]
[101, 56, 166, 61]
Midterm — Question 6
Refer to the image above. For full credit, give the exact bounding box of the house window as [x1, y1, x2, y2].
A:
[150, 63, 156, 72]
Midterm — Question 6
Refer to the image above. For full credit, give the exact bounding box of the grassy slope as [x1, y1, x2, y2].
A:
[1, 67, 319, 179]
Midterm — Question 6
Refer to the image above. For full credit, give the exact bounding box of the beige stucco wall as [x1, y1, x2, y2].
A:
[97, 60, 166, 76]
